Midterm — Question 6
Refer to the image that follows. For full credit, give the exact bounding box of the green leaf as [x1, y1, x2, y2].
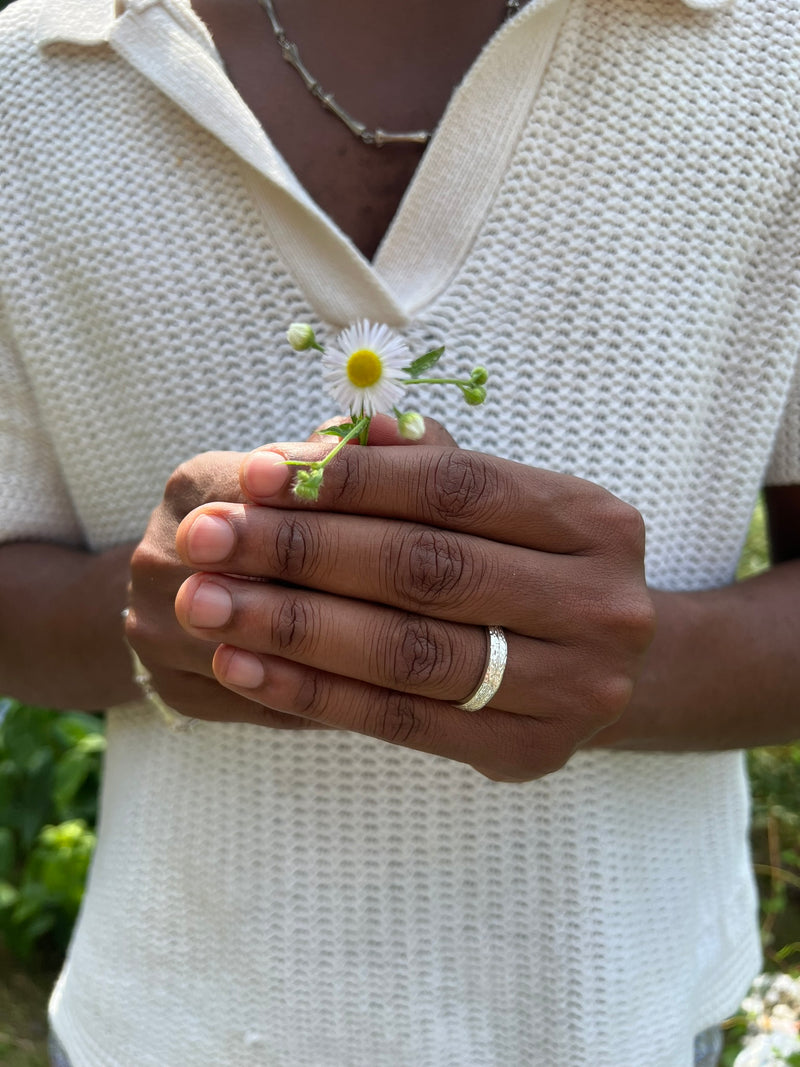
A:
[0, 705, 53, 767]
[11, 881, 50, 926]
[0, 827, 15, 880]
[0, 759, 20, 813]
[318, 422, 356, 438]
[0, 879, 19, 911]
[52, 712, 105, 751]
[405, 346, 445, 378]
[53, 751, 94, 816]
[15, 752, 56, 850]
[15, 909, 56, 950]
[76, 734, 106, 756]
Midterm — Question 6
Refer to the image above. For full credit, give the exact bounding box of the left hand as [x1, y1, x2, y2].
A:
[173, 429, 655, 781]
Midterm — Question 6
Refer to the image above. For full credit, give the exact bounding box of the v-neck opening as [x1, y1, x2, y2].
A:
[372, 0, 573, 315]
[109, 0, 572, 326]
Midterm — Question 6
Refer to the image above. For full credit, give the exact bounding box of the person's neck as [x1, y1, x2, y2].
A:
[189, 0, 516, 259]
[194, 0, 513, 73]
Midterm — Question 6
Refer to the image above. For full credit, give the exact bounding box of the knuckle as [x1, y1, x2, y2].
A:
[599, 588, 657, 654]
[271, 595, 317, 656]
[612, 500, 647, 553]
[129, 532, 174, 579]
[387, 614, 443, 688]
[377, 690, 430, 745]
[310, 446, 370, 511]
[128, 537, 156, 579]
[620, 592, 657, 652]
[590, 493, 647, 556]
[128, 535, 181, 613]
[429, 450, 495, 526]
[273, 515, 316, 581]
[334, 449, 370, 509]
[164, 459, 204, 510]
[291, 667, 327, 718]
[396, 527, 472, 610]
[164, 452, 241, 514]
[579, 583, 655, 656]
[583, 673, 635, 728]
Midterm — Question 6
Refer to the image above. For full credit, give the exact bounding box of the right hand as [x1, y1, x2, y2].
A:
[125, 450, 322, 728]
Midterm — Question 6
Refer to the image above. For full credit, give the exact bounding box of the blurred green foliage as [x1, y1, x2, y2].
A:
[737, 496, 770, 581]
[733, 503, 800, 967]
[750, 744, 800, 964]
[0, 702, 104, 963]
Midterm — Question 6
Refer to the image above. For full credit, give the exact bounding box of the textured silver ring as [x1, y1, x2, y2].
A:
[455, 625, 508, 712]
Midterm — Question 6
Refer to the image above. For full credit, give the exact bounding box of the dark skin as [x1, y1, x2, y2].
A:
[190, 0, 513, 259]
[0, 2, 798, 770]
[766, 485, 800, 565]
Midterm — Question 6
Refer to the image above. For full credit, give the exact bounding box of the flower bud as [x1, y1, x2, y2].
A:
[470, 366, 489, 385]
[292, 468, 324, 501]
[286, 323, 318, 352]
[462, 385, 487, 406]
[396, 411, 426, 441]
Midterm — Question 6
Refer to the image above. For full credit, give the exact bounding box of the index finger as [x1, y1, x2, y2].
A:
[240, 444, 633, 556]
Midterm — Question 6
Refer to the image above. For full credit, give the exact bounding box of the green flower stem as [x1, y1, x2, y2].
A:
[405, 377, 463, 386]
[284, 415, 371, 472]
[405, 377, 473, 387]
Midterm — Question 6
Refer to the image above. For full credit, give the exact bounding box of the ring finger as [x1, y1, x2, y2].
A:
[176, 571, 570, 714]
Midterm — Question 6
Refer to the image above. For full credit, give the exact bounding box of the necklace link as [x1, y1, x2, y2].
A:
[255, 0, 522, 147]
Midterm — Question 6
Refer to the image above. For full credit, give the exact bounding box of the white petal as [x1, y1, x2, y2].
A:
[320, 321, 410, 414]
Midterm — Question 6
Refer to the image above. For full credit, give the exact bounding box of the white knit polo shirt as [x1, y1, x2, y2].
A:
[2, 0, 799, 1064]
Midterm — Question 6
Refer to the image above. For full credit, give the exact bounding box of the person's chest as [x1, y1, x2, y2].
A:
[190, 0, 512, 260]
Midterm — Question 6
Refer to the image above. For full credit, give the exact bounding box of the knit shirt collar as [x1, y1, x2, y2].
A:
[34, 0, 735, 48]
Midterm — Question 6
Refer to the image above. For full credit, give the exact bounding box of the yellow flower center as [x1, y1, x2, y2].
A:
[346, 349, 384, 388]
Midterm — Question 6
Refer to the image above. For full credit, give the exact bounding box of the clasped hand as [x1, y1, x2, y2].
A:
[126, 423, 654, 781]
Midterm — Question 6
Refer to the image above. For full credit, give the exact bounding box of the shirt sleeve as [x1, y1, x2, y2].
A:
[0, 298, 83, 545]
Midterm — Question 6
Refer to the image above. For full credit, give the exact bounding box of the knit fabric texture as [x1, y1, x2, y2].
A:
[2, 0, 799, 1063]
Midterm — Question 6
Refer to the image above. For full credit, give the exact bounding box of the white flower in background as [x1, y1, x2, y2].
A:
[733, 972, 800, 1067]
[322, 320, 410, 416]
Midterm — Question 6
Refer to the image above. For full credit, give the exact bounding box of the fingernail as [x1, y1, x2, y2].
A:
[188, 582, 232, 628]
[186, 514, 235, 563]
[222, 649, 264, 689]
[242, 451, 290, 499]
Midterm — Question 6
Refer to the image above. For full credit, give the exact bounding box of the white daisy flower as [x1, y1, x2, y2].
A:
[322, 320, 410, 416]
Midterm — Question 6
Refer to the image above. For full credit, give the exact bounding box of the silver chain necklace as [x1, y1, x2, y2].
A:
[255, 0, 525, 147]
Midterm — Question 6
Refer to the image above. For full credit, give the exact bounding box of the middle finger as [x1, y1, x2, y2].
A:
[174, 503, 598, 640]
